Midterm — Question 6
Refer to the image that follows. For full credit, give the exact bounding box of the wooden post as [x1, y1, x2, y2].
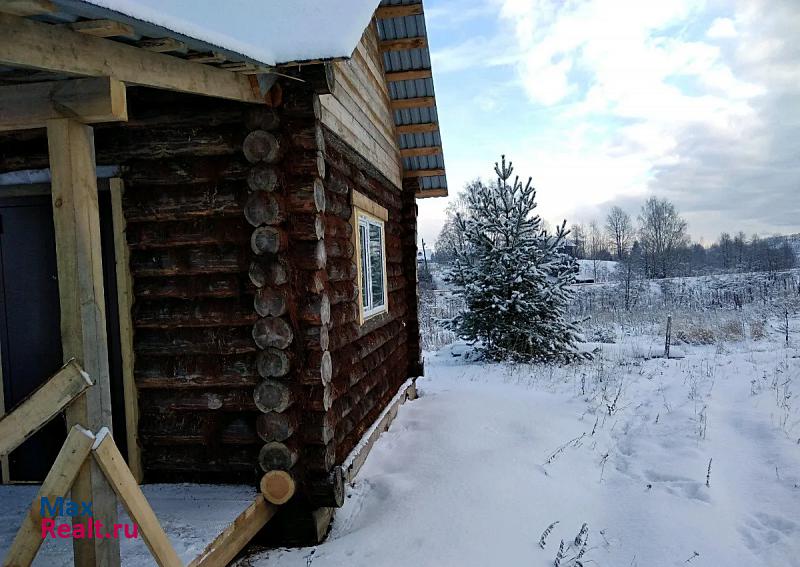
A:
[664, 315, 672, 359]
[46, 117, 120, 567]
[109, 177, 143, 483]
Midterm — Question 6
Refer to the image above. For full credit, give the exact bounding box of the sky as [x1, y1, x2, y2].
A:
[418, 0, 800, 248]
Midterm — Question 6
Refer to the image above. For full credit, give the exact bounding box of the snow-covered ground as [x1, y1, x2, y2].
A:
[0, 483, 257, 566]
[247, 330, 800, 567]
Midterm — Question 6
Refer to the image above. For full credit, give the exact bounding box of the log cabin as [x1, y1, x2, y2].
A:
[0, 0, 447, 551]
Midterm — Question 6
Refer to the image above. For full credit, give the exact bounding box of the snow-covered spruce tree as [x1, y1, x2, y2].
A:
[447, 156, 588, 362]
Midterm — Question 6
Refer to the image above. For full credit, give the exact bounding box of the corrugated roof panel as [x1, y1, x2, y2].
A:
[377, 0, 447, 196]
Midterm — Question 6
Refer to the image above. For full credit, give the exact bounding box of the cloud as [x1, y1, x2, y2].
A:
[706, 17, 737, 38]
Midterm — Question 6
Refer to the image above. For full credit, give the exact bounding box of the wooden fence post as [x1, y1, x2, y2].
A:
[664, 315, 672, 359]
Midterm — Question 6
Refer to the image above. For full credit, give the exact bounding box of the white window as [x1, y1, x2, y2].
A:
[357, 214, 387, 319]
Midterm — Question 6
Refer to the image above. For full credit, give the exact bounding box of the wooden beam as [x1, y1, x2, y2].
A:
[188, 497, 277, 567]
[68, 19, 137, 39]
[0, 77, 128, 132]
[187, 51, 227, 64]
[3, 425, 95, 567]
[375, 4, 423, 18]
[396, 122, 438, 134]
[379, 36, 428, 52]
[0, 14, 264, 103]
[385, 69, 432, 82]
[109, 178, 142, 483]
[0, 0, 55, 16]
[47, 117, 120, 567]
[404, 168, 446, 178]
[391, 96, 435, 110]
[416, 188, 448, 198]
[137, 37, 188, 53]
[400, 145, 442, 158]
[0, 360, 92, 456]
[92, 431, 183, 567]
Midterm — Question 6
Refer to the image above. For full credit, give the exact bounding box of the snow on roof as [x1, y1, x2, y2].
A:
[77, 0, 380, 65]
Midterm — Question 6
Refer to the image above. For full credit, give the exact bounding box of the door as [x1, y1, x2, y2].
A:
[0, 190, 126, 482]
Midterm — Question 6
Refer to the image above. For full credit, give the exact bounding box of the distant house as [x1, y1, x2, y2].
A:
[0, 0, 446, 548]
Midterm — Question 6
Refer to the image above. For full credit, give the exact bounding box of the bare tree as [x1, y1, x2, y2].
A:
[605, 206, 633, 260]
[587, 221, 608, 281]
[570, 223, 587, 259]
[638, 197, 689, 278]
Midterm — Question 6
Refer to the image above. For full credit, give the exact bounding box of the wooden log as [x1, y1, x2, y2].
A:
[330, 301, 358, 327]
[123, 184, 244, 222]
[304, 324, 330, 351]
[244, 191, 284, 226]
[277, 87, 320, 119]
[256, 411, 297, 442]
[251, 226, 287, 255]
[301, 411, 335, 445]
[304, 383, 333, 412]
[133, 300, 257, 329]
[324, 215, 353, 239]
[134, 354, 258, 388]
[325, 172, 349, 196]
[249, 259, 288, 287]
[123, 156, 250, 186]
[254, 287, 288, 317]
[305, 467, 344, 508]
[245, 107, 280, 131]
[247, 163, 279, 192]
[256, 348, 291, 378]
[299, 350, 332, 385]
[258, 441, 298, 472]
[289, 213, 325, 241]
[326, 237, 354, 259]
[131, 246, 249, 277]
[289, 121, 324, 151]
[285, 177, 325, 213]
[252, 317, 293, 349]
[260, 470, 296, 505]
[329, 280, 358, 304]
[328, 323, 358, 351]
[304, 441, 336, 472]
[253, 379, 292, 413]
[301, 293, 331, 325]
[326, 192, 351, 219]
[141, 388, 259, 412]
[125, 218, 249, 250]
[291, 239, 327, 270]
[242, 130, 281, 164]
[327, 259, 356, 282]
[136, 327, 256, 356]
[285, 150, 325, 178]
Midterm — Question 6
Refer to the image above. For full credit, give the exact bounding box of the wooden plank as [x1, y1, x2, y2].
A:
[396, 122, 438, 134]
[404, 168, 445, 178]
[342, 380, 415, 484]
[0, 13, 262, 103]
[352, 190, 389, 221]
[0, 360, 92, 456]
[400, 145, 442, 158]
[68, 19, 137, 39]
[186, 52, 227, 64]
[416, 188, 448, 198]
[188, 496, 277, 567]
[0, 0, 55, 16]
[47, 117, 120, 567]
[385, 69, 432, 82]
[109, 178, 142, 483]
[390, 96, 435, 110]
[379, 36, 428, 52]
[0, 77, 128, 132]
[375, 4, 423, 18]
[137, 37, 187, 53]
[92, 431, 183, 567]
[3, 425, 95, 567]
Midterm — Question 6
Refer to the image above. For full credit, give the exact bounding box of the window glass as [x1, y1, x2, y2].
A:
[369, 223, 384, 307]
[359, 222, 369, 309]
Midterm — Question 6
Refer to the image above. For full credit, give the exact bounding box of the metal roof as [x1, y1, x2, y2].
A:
[376, 0, 448, 198]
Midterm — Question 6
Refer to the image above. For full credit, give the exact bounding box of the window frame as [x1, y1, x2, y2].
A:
[351, 191, 389, 324]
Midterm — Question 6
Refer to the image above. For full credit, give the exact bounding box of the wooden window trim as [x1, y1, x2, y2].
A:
[351, 191, 389, 325]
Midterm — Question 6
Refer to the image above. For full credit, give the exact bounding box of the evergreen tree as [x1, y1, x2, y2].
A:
[447, 156, 588, 363]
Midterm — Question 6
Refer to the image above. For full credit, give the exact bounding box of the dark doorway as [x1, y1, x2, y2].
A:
[0, 188, 126, 482]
